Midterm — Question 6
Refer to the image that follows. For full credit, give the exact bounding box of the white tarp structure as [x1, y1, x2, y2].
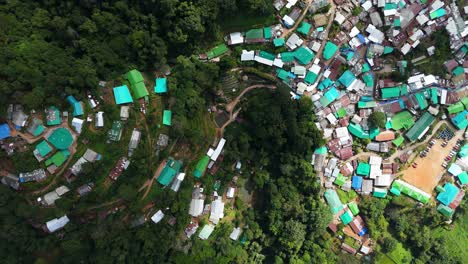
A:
[46, 215, 70, 233]
[209, 197, 225, 224]
[211, 138, 226, 161]
[189, 198, 204, 217]
[151, 210, 165, 224]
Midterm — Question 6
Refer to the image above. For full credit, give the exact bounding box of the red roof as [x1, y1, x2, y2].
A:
[444, 59, 458, 72]
[375, 131, 395, 141]
[349, 215, 366, 235]
[339, 118, 349, 127]
[449, 190, 465, 209]
[336, 147, 354, 160]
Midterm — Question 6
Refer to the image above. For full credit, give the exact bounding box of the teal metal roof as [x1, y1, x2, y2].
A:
[436, 183, 459, 206]
[113, 85, 134, 105]
[337, 70, 356, 88]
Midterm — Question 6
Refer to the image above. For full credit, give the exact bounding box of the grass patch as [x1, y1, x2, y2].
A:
[432, 213, 468, 261]
[337, 189, 358, 204]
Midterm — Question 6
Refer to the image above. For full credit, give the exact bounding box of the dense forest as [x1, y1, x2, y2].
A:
[0, 0, 272, 109]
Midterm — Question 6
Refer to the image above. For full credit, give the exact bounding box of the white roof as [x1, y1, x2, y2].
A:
[349, 27, 360, 38]
[230, 32, 244, 45]
[360, 245, 370, 254]
[273, 58, 284, 68]
[384, 9, 397, 16]
[211, 138, 226, 161]
[207, 148, 215, 157]
[369, 156, 382, 166]
[309, 64, 321, 74]
[335, 12, 346, 25]
[431, 0, 444, 11]
[351, 115, 362, 124]
[151, 210, 165, 223]
[189, 198, 204, 217]
[362, 1, 372, 11]
[56, 185, 70, 196]
[324, 128, 333, 138]
[326, 113, 338, 125]
[254, 56, 274, 66]
[198, 224, 215, 240]
[311, 41, 321, 52]
[72, 118, 84, 133]
[46, 215, 70, 233]
[120, 106, 129, 118]
[229, 227, 242, 240]
[375, 174, 392, 187]
[411, 40, 420, 48]
[416, 14, 429, 25]
[241, 50, 255, 61]
[407, 74, 424, 84]
[366, 25, 384, 44]
[226, 187, 235, 198]
[177, 172, 186, 181]
[323, 69, 331, 78]
[369, 164, 382, 179]
[296, 82, 307, 95]
[423, 75, 437, 86]
[43, 191, 60, 205]
[400, 43, 411, 55]
[209, 197, 225, 224]
[71, 157, 88, 175]
[441, 90, 447, 104]
[286, 33, 302, 50]
[95, 112, 104, 127]
[335, 127, 349, 138]
[283, 15, 295, 27]
[409, 30, 424, 42]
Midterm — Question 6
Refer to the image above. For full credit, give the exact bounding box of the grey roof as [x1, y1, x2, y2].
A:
[46, 215, 70, 233]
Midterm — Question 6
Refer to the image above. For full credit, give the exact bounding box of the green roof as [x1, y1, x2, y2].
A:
[436, 182, 459, 206]
[277, 69, 290, 81]
[348, 123, 376, 139]
[334, 173, 347, 186]
[297, 22, 312, 36]
[163, 110, 172, 126]
[405, 112, 435, 141]
[390, 111, 414, 130]
[392, 136, 404, 147]
[384, 3, 398, 10]
[259, 50, 275, 60]
[127, 69, 144, 85]
[357, 101, 377, 108]
[356, 162, 370, 176]
[459, 144, 468, 157]
[415, 93, 428, 110]
[245, 28, 263, 40]
[336, 108, 347, 118]
[391, 180, 430, 203]
[323, 41, 338, 60]
[452, 110, 468, 129]
[381, 87, 401, 99]
[113, 85, 134, 105]
[273, 38, 285, 47]
[158, 159, 183, 186]
[394, 18, 401, 27]
[131, 81, 149, 99]
[458, 171, 468, 185]
[430, 8, 446, 19]
[400, 84, 408, 95]
[281, 52, 295, 62]
[194, 156, 210, 178]
[320, 87, 339, 107]
[108, 121, 123, 141]
[48, 128, 73, 150]
[431, 88, 438, 104]
[36, 140, 52, 157]
[390, 186, 401, 196]
[324, 189, 344, 214]
[337, 70, 356, 88]
[199, 224, 214, 240]
[207, 44, 228, 59]
[45, 150, 69, 167]
[340, 211, 353, 225]
[263, 27, 272, 39]
[304, 71, 318, 84]
[294, 46, 315, 65]
[34, 125, 45, 137]
[461, 96, 468, 108]
[437, 204, 454, 217]
[47, 106, 61, 126]
[373, 189, 388, 198]
[362, 63, 371, 73]
[348, 202, 359, 215]
[448, 102, 464, 114]
[154, 78, 167, 93]
[363, 73, 374, 87]
[314, 146, 327, 154]
[383, 46, 394, 54]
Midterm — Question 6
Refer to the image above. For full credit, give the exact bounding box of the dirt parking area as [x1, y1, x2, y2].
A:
[401, 137, 460, 193]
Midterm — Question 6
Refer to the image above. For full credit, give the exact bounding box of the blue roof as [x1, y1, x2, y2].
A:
[0, 124, 11, 140]
[113, 85, 134, 105]
[357, 34, 366, 43]
[352, 176, 363, 190]
[66, 95, 83, 116]
[154, 78, 167, 93]
[337, 70, 356, 88]
[436, 183, 459, 206]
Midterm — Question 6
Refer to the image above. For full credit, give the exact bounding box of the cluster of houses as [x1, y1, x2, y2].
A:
[196, 0, 468, 256]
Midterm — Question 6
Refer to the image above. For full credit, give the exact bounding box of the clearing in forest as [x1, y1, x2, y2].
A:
[401, 137, 459, 193]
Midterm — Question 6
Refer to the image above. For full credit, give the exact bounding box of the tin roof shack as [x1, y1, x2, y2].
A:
[128, 129, 141, 157]
[189, 186, 205, 217]
[1, 173, 20, 190]
[120, 106, 130, 121]
[170, 173, 185, 192]
[185, 222, 199, 238]
[70, 148, 101, 178]
[39, 185, 70, 206]
[76, 183, 94, 197]
[108, 157, 130, 181]
[108, 121, 123, 142]
[19, 169, 47, 183]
